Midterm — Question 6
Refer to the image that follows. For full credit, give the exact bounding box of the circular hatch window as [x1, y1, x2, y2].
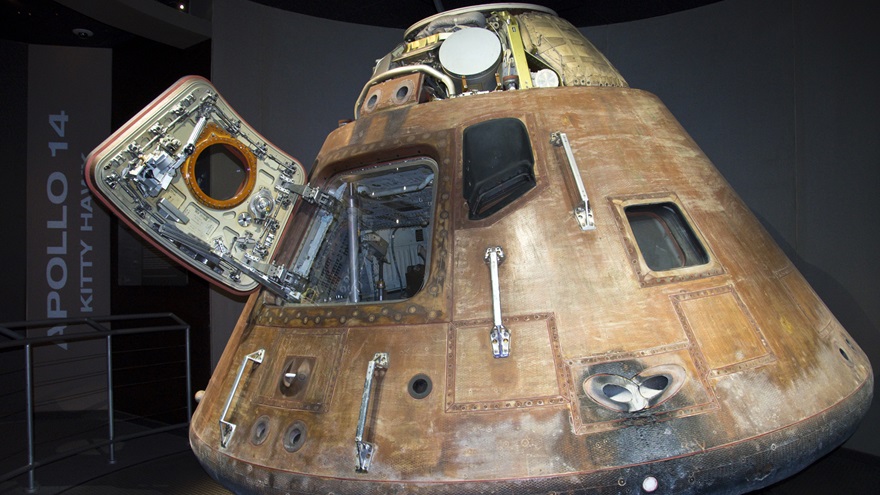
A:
[183, 123, 257, 209]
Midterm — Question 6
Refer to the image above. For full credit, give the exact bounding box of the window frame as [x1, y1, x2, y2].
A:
[285, 157, 439, 305]
[610, 193, 724, 287]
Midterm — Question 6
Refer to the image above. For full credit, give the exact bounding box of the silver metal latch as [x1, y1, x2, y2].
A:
[285, 183, 338, 212]
[219, 349, 265, 448]
[484, 246, 510, 358]
[355, 352, 389, 473]
[550, 131, 596, 231]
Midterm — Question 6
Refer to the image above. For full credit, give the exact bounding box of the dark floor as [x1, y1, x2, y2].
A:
[0, 412, 230, 495]
[56, 450, 229, 495]
[2, 424, 878, 494]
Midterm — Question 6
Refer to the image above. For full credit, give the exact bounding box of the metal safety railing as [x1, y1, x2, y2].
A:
[0, 313, 192, 493]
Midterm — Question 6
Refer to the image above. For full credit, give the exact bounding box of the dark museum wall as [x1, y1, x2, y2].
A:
[0, 40, 28, 324]
[209, 0, 879, 456]
[0, 41, 29, 417]
[0, 34, 214, 419]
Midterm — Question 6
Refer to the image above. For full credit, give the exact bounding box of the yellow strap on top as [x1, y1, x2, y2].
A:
[497, 11, 533, 89]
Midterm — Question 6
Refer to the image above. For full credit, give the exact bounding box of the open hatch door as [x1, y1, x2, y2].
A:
[85, 76, 308, 300]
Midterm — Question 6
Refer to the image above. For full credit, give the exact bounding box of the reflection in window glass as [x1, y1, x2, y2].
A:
[625, 203, 708, 271]
[288, 159, 435, 304]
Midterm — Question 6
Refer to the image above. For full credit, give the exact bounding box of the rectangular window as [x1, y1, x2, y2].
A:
[286, 158, 436, 304]
[625, 203, 708, 271]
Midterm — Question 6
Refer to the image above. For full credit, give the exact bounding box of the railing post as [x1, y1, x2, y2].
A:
[185, 325, 192, 420]
[25, 343, 37, 493]
[106, 334, 116, 464]
[1, 313, 192, 486]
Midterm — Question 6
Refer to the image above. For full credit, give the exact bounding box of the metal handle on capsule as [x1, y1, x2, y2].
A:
[355, 352, 389, 473]
[551, 131, 596, 231]
[485, 246, 510, 358]
[219, 349, 265, 448]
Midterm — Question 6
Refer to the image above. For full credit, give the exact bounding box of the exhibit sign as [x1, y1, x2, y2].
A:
[26, 45, 111, 410]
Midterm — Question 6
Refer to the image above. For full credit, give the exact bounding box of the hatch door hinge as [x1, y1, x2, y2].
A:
[279, 182, 339, 213]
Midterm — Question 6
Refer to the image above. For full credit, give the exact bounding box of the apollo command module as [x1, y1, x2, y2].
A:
[85, 4, 872, 494]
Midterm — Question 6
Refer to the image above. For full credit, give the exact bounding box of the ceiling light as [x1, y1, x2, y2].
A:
[72, 28, 93, 39]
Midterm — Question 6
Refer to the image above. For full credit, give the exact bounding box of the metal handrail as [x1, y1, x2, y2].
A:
[0, 313, 192, 493]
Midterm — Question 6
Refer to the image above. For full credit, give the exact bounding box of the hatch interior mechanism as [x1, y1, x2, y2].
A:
[86, 77, 320, 300]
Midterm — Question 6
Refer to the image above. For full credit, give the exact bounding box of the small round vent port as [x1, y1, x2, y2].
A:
[832, 332, 859, 369]
[282, 420, 308, 453]
[250, 415, 270, 446]
[840, 347, 853, 365]
[365, 91, 380, 112]
[408, 374, 433, 399]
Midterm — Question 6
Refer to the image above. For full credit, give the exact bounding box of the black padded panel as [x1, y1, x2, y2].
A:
[462, 118, 536, 220]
